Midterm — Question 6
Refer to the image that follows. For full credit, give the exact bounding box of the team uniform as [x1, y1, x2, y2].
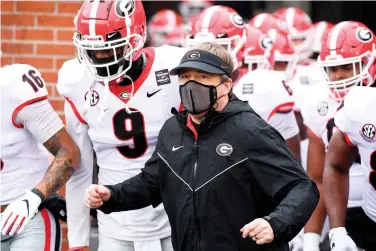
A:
[0, 64, 63, 251]
[233, 69, 298, 140]
[57, 45, 185, 251]
[300, 82, 364, 246]
[290, 60, 325, 112]
[334, 87, 376, 249]
[301, 82, 364, 207]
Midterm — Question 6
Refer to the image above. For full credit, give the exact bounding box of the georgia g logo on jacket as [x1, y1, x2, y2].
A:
[216, 143, 233, 156]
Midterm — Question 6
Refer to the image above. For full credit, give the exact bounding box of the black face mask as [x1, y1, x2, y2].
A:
[88, 52, 126, 78]
[179, 80, 225, 115]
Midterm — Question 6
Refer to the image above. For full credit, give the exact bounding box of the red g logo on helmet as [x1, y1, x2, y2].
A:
[115, 0, 136, 18]
[260, 35, 273, 50]
[356, 28, 373, 43]
[231, 13, 244, 28]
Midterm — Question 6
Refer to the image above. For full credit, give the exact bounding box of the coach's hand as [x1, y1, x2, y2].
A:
[329, 227, 358, 251]
[1, 189, 42, 237]
[84, 184, 111, 209]
[240, 218, 274, 245]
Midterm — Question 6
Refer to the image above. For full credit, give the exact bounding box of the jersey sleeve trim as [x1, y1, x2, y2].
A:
[267, 101, 295, 120]
[65, 97, 88, 125]
[342, 131, 356, 147]
[12, 95, 48, 128]
[307, 126, 322, 142]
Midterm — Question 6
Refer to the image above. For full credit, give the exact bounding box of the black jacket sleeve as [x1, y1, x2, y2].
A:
[246, 119, 319, 242]
[98, 150, 162, 214]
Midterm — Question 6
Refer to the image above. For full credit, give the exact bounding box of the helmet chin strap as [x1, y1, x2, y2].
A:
[122, 74, 134, 115]
[83, 80, 98, 116]
[84, 56, 138, 124]
[97, 79, 110, 123]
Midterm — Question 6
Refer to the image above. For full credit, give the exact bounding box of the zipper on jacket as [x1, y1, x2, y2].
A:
[193, 141, 198, 178]
[192, 140, 201, 249]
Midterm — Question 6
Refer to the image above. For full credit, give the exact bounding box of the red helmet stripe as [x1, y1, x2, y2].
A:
[329, 21, 348, 56]
[285, 8, 295, 28]
[89, 0, 101, 37]
[252, 13, 266, 28]
[201, 6, 219, 33]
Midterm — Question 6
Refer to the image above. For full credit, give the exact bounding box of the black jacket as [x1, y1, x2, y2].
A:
[99, 95, 319, 251]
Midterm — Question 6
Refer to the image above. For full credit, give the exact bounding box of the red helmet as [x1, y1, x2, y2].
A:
[187, 5, 246, 69]
[148, 9, 184, 47]
[277, 7, 313, 60]
[179, 0, 214, 22]
[74, 0, 146, 84]
[312, 21, 334, 53]
[249, 13, 289, 36]
[242, 25, 273, 72]
[268, 29, 297, 81]
[318, 21, 376, 100]
[273, 8, 288, 20]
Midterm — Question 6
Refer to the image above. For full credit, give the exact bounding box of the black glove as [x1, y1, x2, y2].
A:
[39, 194, 67, 222]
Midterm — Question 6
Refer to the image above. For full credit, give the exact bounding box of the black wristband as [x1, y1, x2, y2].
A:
[31, 188, 45, 201]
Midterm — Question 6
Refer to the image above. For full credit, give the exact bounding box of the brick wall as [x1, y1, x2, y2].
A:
[1, 0, 82, 123]
[1, 1, 83, 250]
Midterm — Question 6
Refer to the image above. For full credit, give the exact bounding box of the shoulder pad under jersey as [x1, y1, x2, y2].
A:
[1, 64, 48, 105]
[56, 58, 93, 99]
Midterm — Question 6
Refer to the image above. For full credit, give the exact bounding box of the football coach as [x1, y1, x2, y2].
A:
[84, 42, 319, 251]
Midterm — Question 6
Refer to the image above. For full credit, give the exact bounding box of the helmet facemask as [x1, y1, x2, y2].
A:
[74, 31, 144, 83]
[242, 54, 270, 72]
[186, 32, 244, 68]
[274, 53, 298, 81]
[320, 51, 376, 101]
[290, 28, 314, 60]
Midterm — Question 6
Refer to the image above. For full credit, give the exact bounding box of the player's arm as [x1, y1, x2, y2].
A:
[91, 150, 161, 213]
[303, 129, 326, 248]
[268, 78, 301, 162]
[323, 130, 359, 250]
[294, 111, 308, 141]
[324, 130, 358, 228]
[285, 134, 301, 163]
[37, 130, 79, 196]
[15, 99, 81, 197]
[1, 97, 80, 237]
[64, 100, 94, 250]
[268, 111, 301, 162]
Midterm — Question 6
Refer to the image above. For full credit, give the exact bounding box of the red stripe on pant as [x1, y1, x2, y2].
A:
[41, 208, 51, 251]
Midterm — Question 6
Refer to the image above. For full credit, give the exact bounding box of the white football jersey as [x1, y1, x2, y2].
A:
[0, 64, 50, 205]
[300, 82, 339, 148]
[233, 69, 298, 140]
[57, 45, 186, 244]
[301, 82, 363, 207]
[335, 86, 376, 222]
[291, 60, 325, 111]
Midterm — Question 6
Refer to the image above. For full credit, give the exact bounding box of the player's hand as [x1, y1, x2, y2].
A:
[84, 184, 111, 209]
[303, 232, 320, 251]
[0, 190, 42, 237]
[288, 229, 304, 251]
[240, 218, 274, 245]
[329, 227, 358, 251]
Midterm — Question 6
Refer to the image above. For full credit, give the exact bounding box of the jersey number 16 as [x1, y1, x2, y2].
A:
[22, 70, 44, 92]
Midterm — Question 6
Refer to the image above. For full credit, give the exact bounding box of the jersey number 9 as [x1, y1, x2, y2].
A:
[113, 108, 148, 159]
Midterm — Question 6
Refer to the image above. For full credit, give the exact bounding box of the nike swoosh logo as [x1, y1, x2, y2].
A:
[147, 89, 161, 98]
[108, 32, 117, 38]
[172, 145, 184, 151]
